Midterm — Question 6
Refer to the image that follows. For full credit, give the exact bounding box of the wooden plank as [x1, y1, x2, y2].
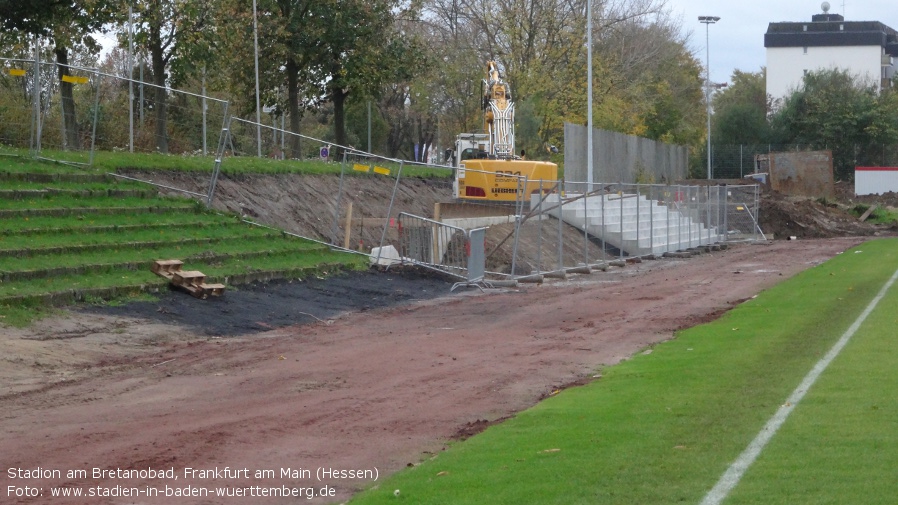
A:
[172, 270, 205, 287]
[151, 259, 184, 279]
[859, 204, 877, 222]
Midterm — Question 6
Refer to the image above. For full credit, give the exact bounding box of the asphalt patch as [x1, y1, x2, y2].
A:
[82, 267, 454, 336]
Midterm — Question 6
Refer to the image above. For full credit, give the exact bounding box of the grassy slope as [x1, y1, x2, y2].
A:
[349, 239, 898, 505]
[0, 154, 371, 326]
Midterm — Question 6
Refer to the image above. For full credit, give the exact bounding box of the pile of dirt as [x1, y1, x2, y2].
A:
[758, 181, 898, 239]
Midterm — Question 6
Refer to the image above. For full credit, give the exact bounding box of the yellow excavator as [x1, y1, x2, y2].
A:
[453, 61, 558, 202]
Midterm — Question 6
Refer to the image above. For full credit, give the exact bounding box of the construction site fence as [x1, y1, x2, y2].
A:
[503, 181, 763, 279]
[0, 56, 231, 205]
[0, 57, 229, 164]
[325, 149, 454, 257]
[355, 175, 761, 282]
[395, 213, 468, 279]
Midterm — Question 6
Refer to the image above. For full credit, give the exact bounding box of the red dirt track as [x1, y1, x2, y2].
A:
[0, 238, 867, 504]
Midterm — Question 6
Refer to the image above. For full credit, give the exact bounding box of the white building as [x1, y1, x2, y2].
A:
[765, 6, 898, 99]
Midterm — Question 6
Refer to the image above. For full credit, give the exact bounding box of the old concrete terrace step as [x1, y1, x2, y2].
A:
[0, 263, 356, 308]
[0, 205, 196, 219]
[1, 246, 331, 283]
[0, 232, 281, 258]
[0, 188, 158, 199]
[1, 220, 241, 236]
[0, 172, 113, 183]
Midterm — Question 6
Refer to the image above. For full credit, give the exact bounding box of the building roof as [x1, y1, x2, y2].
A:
[765, 19, 898, 56]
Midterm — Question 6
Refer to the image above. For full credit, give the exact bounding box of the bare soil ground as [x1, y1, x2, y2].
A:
[0, 237, 870, 504]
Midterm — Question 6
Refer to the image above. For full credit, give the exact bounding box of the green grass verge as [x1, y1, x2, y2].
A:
[848, 203, 898, 225]
[1, 248, 362, 298]
[348, 239, 898, 505]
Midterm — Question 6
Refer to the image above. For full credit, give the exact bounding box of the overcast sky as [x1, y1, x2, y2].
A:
[669, 0, 898, 84]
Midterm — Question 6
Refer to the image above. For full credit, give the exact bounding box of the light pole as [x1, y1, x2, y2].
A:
[699, 15, 719, 180]
[253, 0, 262, 157]
[587, 0, 593, 191]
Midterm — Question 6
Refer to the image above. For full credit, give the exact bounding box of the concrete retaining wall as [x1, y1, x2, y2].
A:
[769, 150, 834, 198]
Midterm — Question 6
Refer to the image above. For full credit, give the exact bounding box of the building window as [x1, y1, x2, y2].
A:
[840, 24, 844, 30]
[803, 25, 807, 31]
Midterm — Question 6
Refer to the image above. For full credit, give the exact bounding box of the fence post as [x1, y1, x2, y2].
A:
[619, 184, 624, 260]
[649, 184, 654, 255]
[206, 103, 231, 207]
[601, 184, 606, 262]
[635, 183, 641, 255]
[583, 185, 589, 266]
[510, 175, 525, 277]
[376, 160, 404, 265]
[343, 201, 353, 250]
[706, 185, 711, 246]
[536, 179, 544, 274]
[87, 70, 101, 167]
[723, 186, 729, 244]
[31, 42, 41, 157]
[331, 151, 350, 244]
[556, 184, 564, 270]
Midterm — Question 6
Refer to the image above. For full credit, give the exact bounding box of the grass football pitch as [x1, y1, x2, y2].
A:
[349, 238, 898, 505]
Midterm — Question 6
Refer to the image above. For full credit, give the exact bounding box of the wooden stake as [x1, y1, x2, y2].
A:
[859, 204, 877, 222]
[343, 201, 353, 250]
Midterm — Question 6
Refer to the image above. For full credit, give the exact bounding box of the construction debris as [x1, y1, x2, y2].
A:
[151, 259, 226, 299]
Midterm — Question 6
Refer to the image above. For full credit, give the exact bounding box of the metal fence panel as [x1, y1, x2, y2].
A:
[0, 56, 229, 167]
[397, 212, 467, 279]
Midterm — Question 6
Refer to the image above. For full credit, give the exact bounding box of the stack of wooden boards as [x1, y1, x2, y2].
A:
[151, 259, 226, 299]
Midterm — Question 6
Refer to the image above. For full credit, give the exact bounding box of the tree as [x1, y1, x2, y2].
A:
[0, 0, 119, 150]
[591, 4, 704, 146]
[415, 0, 703, 158]
[318, 1, 421, 155]
[711, 69, 771, 145]
[434, 0, 590, 155]
[217, 0, 420, 158]
[769, 68, 898, 179]
[126, 0, 215, 153]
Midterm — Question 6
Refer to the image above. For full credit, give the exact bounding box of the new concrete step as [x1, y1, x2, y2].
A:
[533, 193, 722, 256]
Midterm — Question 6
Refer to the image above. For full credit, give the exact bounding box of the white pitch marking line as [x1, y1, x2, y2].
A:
[699, 265, 898, 505]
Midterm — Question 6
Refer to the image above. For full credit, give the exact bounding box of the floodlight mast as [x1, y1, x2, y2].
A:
[699, 16, 720, 180]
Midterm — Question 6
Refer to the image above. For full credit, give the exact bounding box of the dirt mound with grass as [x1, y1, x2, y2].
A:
[758, 181, 898, 240]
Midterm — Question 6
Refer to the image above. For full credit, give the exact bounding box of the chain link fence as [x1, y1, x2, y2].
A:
[708, 144, 898, 181]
